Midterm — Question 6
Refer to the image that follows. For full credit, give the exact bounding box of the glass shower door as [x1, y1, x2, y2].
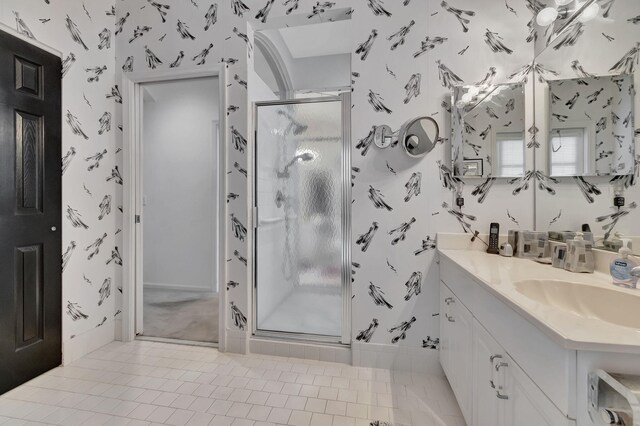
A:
[254, 98, 347, 341]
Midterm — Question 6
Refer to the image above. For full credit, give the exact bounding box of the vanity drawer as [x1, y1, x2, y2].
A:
[439, 256, 577, 419]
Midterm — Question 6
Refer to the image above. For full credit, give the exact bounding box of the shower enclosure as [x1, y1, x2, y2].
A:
[253, 96, 350, 343]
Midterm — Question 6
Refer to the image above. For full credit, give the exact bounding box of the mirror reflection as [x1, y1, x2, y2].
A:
[252, 11, 351, 100]
[451, 83, 525, 178]
[532, 0, 640, 256]
[547, 74, 635, 177]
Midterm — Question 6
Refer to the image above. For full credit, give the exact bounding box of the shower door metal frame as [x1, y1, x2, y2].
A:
[251, 94, 352, 345]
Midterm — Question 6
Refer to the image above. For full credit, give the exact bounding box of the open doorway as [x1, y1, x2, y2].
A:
[138, 77, 219, 343]
[122, 69, 226, 346]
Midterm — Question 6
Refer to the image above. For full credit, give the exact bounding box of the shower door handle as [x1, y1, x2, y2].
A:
[253, 206, 258, 229]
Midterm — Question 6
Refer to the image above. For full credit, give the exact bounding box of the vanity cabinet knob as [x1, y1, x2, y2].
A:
[446, 314, 455, 322]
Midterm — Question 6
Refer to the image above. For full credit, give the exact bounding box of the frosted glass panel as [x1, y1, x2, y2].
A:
[256, 100, 343, 337]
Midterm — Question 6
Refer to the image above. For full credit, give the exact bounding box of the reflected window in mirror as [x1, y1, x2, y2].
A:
[451, 83, 526, 178]
[496, 132, 526, 176]
[550, 128, 587, 176]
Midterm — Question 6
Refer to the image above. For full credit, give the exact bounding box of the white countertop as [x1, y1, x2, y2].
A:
[438, 248, 640, 354]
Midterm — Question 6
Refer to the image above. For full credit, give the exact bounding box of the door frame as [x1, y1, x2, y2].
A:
[250, 94, 352, 345]
[0, 23, 62, 58]
[121, 66, 228, 347]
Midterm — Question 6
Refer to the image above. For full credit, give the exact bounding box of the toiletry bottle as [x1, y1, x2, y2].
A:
[610, 247, 639, 289]
[551, 242, 567, 269]
[564, 232, 595, 273]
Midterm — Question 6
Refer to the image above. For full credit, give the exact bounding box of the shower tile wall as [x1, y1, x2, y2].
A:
[0, 1, 118, 362]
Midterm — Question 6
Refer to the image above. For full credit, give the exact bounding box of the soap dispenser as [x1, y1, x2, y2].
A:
[610, 247, 639, 289]
[564, 232, 595, 273]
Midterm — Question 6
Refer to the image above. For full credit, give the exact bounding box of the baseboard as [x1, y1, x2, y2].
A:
[351, 342, 444, 375]
[114, 318, 122, 341]
[144, 281, 217, 293]
[136, 335, 218, 348]
[63, 320, 115, 365]
[250, 337, 351, 365]
[224, 329, 249, 354]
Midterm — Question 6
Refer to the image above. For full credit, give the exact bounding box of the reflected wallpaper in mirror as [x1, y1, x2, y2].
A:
[532, 0, 640, 254]
[452, 83, 525, 178]
[547, 74, 635, 177]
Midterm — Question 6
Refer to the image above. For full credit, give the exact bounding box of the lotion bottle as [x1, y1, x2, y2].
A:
[564, 232, 595, 273]
[610, 247, 639, 289]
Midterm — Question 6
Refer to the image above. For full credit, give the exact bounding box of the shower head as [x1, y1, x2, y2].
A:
[277, 152, 316, 178]
[297, 152, 314, 162]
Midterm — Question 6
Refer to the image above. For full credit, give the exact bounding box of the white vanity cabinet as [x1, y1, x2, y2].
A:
[472, 319, 505, 426]
[439, 255, 576, 426]
[440, 283, 473, 423]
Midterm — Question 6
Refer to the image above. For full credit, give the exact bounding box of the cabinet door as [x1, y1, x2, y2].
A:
[450, 294, 474, 424]
[503, 352, 573, 426]
[440, 282, 453, 378]
[473, 319, 505, 426]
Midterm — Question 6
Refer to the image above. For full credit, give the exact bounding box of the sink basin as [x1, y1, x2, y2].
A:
[514, 279, 640, 329]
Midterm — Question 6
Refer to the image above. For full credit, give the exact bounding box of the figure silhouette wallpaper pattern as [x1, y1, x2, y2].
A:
[0, 0, 637, 368]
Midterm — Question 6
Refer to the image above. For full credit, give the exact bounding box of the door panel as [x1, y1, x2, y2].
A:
[473, 319, 505, 426]
[15, 111, 43, 213]
[451, 297, 473, 424]
[0, 29, 62, 395]
[255, 99, 345, 339]
[15, 245, 44, 348]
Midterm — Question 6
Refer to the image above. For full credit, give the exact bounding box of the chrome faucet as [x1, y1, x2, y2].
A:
[632, 266, 640, 278]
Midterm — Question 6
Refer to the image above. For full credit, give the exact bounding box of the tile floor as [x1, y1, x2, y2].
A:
[0, 340, 465, 426]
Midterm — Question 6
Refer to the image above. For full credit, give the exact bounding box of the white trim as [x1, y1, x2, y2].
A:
[0, 23, 63, 58]
[62, 319, 115, 365]
[351, 342, 444, 375]
[143, 282, 219, 293]
[121, 66, 228, 346]
[136, 335, 218, 348]
[250, 336, 351, 364]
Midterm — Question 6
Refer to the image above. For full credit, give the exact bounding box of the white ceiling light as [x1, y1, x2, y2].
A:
[536, 7, 559, 26]
[578, 3, 600, 22]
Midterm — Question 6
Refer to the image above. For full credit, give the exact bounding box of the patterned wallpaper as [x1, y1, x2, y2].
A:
[3, 0, 636, 365]
[114, 0, 542, 355]
[0, 1, 118, 351]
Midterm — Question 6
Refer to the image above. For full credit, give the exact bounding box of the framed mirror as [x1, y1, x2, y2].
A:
[546, 74, 635, 177]
[533, 0, 640, 254]
[451, 83, 526, 178]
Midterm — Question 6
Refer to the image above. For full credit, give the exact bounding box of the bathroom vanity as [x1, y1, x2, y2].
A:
[438, 241, 640, 426]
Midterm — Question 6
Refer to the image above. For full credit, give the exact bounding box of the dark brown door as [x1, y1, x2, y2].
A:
[0, 29, 62, 395]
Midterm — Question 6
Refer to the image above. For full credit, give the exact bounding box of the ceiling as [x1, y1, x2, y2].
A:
[277, 20, 352, 59]
[142, 77, 218, 103]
